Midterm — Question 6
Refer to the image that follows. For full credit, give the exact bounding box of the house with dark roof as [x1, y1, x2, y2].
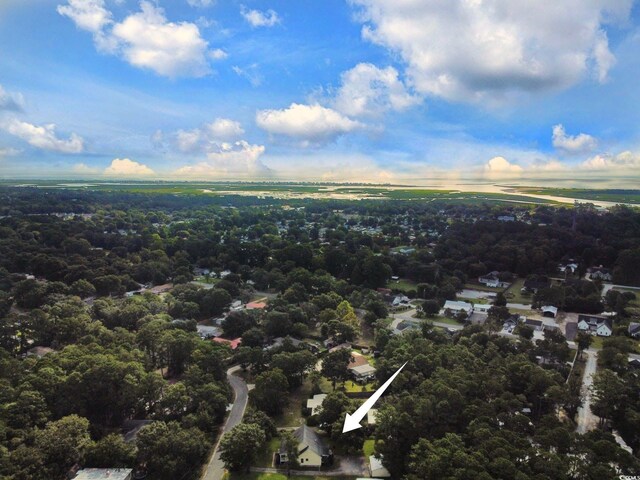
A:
[478, 271, 509, 288]
[278, 425, 332, 467]
[628, 322, 640, 339]
[522, 277, 550, 293]
[587, 267, 613, 282]
[577, 315, 613, 337]
[525, 319, 543, 331]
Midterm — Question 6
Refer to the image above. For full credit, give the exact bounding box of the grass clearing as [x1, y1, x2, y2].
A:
[504, 278, 532, 305]
[387, 278, 417, 293]
[363, 439, 376, 457]
[274, 379, 312, 427]
[343, 380, 375, 393]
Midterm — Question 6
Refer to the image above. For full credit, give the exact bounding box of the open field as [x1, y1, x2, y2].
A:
[504, 278, 532, 305]
[513, 187, 640, 204]
[387, 278, 417, 292]
[3, 181, 561, 205]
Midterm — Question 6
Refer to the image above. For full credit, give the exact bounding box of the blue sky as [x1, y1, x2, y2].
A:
[1, 0, 639, 185]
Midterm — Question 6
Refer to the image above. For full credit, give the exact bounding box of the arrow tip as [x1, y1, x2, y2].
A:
[342, 413, 362, 433]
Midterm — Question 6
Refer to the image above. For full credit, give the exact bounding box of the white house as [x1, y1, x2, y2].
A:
[577, 315, 613, 337]
[391, 295, 411, 307]
[441, 300, 474, 317]
[478, 271, 509, 288]
[73, 469, 133, 480]
[369, 456, 391, 478]
[473, 303, 492, 314]
[278, 426, 332, 467]
[306, 394, 327, 416]
[541, 306, 558, 318]
[351, 364, 377, 380]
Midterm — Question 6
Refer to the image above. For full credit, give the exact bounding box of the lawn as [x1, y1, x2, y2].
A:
[430, 315, 462, 326]
[463, 282, 502, 293]
[343, 380, 375, 393]
[387, 278, 417, 293]
[274, 379, 313, 427]
[504, 278, 532, 305]
[459, 297, 489, 304]
[254, 437, 280, 468]
[590, 336, 604, 350]
[363, 439, 376, 457]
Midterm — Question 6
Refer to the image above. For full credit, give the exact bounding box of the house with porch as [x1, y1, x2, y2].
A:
[577, 315, 613, 337]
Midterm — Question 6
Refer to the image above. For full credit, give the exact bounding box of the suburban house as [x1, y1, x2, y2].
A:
[478, 271, 508, 288]
[212, 337, 242, 349]
[587, 267, 613, 282]
[306, 394, 327, 416]
[522, 277, 550, 293]
[278, 425, 333, 467]
[497, 215, 515, 222]
[73, 469, 133, 480]
[473, 303, 492, 314]
[369, 455, 391, 478]
[196, 324, 221, 339]
[245, 300, 267, 310]
[558, 262, 578, 274]
[350, 364, 377, 381]
[391, 294, 411, 308]
[541, 305, 558, 318]
[441, 300, 474, 318]
[502, 315, 520, 331]
[628, 322, 640, 339]
[525, 319, 544, 331]
[577, 315, 613, 337]
[367, 409, 378, 425]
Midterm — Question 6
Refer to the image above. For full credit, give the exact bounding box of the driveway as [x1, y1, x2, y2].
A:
[576, 348, 599, 434]
[201, 366, 249, 480]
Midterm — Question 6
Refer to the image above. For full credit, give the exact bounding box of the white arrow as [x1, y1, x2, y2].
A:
[342, 361, 407, 433]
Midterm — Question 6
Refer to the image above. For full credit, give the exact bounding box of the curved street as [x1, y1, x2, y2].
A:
[202, 365, 249, 480]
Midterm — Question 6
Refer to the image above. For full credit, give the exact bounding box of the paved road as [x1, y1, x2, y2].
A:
[576, 348, 599, 434]
[202, 366, 249, 480]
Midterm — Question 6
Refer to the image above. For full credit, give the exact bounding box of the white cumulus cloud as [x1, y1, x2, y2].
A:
[483, 156, 524, 178]
[58, 0, 219, 77]
[582, 151, 640, 170]
[552, 124, 598, 154]
[332, 63, 420, 117]
[104, 158, 155, 176]
[0, 118, 84, 153]
[72, 163, 101, 175]
[240, 5, 280, 27]
[174, 140, 270, 178]
[350, 0, 632, 104]
[256, 103, 363, 144]
[161, 118, 245, 153]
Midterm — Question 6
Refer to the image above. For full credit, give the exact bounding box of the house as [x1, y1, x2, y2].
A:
[266, 336, 305, 350]
[629, 358, 640, 369]
[473, 303, 492, 314]
[497, 215, 515, 222]
[577, 315, 613, 337]
[502, 315, 520, 331]
[26, 346, 55, 358]
[245, 300, 267, 310]
[558, 263, 578, 274]
[628, 322, 640, 339]
[278, 425, 332, 467]
[369, 456, 391, 478]
[196, 324, 221, 339]
[522, 277, 550, 293]
[440, 300, 474, 318]
[391, 294, 411, 307]
[478, 271, 508, 288]
[212, 337, 242, 349]
[73, 469, 133, 480]
[230, 300, 243, 310]
[306, 394, 327, 416]
[350, 364, 377, 381]
[541, 306, 558, 318]
[525, 319, 543, 331]
[587, 267, 613, 282]
[367, 409, 378, 425]
[148, 283, 173, 295]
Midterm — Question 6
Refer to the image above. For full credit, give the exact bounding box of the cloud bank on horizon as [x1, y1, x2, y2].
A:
[0, 0, 639, 183]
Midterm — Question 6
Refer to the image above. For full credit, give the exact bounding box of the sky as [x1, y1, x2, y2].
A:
[1, 0, 640, 185]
